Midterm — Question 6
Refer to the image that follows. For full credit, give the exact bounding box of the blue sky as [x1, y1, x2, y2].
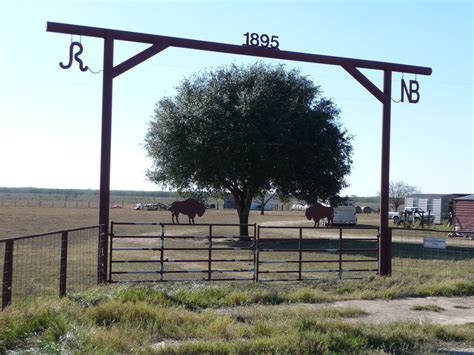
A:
[0, 0, 472, 196]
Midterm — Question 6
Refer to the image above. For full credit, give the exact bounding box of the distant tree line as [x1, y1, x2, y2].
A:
[0, 187, 179, 198]
[350, 196, 379, 204]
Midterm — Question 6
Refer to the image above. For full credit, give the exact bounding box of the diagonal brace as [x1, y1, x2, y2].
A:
[112, 43, 169, 78]
[342, 65, 385, 103]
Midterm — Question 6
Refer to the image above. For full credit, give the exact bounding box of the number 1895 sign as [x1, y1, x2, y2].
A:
[243, 32, 279, 49]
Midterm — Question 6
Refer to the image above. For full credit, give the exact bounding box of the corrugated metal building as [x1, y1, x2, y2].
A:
[405, 194, 469, 224]
[454, 194, 474, 231]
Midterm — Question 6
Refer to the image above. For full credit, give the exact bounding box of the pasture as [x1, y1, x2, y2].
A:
[1, 206, 474, 353]
[1, 206, 473, 290]
[0, 206, 379, 239]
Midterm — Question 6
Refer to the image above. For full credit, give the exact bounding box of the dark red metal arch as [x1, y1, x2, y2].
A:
[46, 22, 432, 282]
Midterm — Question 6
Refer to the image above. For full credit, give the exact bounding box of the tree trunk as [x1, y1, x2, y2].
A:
[394, 201, 400, 212]
[259, 191, 276, 215]
[232, 190, 253, 238]
[238, 208, 251, 238]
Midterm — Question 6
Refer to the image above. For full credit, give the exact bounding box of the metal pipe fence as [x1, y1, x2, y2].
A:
[256, 225, 380, 281]
[109, 222, 256, 282]
[109, 222, 380, 282]
[6, 222, 472, 310]
[1, 225, 103, 309]
[390, 227, 474, 279]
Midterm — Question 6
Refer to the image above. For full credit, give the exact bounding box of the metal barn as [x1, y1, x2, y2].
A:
[454, 194, 474, 231]
[405, 194, 469, 224]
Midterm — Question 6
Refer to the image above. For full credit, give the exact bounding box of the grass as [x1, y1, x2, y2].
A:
[411, 304, 446, 312]
[63, 276, 474, 309]
[1, 207, 474, 352]
[1, 284, 473, 353]
[454, 305, 471, 309]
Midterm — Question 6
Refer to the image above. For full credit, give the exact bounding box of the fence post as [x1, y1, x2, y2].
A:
[160, 224, 164, 282]
[378, 227, 392, 276]
[108, 222, 114, 282]
[59, 231, 68, 297]
[298, 227, 302, 280]
[97, 226, 107, 284]
[387, 228, 392, 275]
[208, 225, 213, 281]
[2, 240, 14, 309]
[338, 228, 343, 279]
[255, 226, 260, 282]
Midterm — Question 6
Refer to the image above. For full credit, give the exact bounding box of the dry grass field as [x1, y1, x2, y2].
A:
[0, 206, 381, 238]
[1, 206, 472, 295]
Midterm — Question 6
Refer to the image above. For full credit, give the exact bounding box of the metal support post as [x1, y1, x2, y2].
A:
[208, 225, 213, 281]
[98, 37, 114, 283]
[59, 231, 68, 297]
[379, 69, 392, 276]
[2, 240, 14, 309]
[298, 227, 302, 280]
[338, 228, 343, 279]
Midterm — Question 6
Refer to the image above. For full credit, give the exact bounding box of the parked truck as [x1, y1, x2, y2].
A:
[389, 207, 435, 225]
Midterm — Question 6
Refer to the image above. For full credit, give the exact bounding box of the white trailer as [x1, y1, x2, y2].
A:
[333, 201, 357, 225]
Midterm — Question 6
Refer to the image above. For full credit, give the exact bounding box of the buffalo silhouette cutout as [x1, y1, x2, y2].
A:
[169, 198, 206, 224]
[305, 203, 334, 227]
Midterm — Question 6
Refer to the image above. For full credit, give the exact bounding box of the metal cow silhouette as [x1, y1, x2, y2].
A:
[305, 203, 334, 227]
[169, 198, 206, 224]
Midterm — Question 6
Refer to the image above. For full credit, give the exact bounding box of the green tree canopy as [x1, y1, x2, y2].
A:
[145, 62, 353, 235]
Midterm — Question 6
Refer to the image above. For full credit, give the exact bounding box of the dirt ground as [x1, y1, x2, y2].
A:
[218, 296, 474, 326]
[330, 296, 474, 325]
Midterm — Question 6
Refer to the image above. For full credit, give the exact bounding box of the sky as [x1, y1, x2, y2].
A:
[0, 0, 472, 196]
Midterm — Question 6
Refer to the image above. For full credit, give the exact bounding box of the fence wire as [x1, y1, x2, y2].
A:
[66, 228, 100, 292]
[12, 233, 62, 299]
[1, 226, 102, 308]
[391, 228, 474, 280]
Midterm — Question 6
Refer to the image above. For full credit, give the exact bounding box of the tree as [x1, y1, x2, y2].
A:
[145, 63, 353, 236]
[177, 189, 210, 204]
[254, 190, 277, 215]
[389, 181, 421, 211]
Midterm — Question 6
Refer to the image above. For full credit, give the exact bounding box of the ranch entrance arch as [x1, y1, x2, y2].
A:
[46, 22, 432, 282]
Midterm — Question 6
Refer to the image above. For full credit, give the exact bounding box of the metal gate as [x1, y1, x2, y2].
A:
[109, 222, 257, 282]
[109, 222, 380, 282]
[256, 225, 379, 281]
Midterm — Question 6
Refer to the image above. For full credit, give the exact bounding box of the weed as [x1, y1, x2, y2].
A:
[411, 304, 445, 312]
[320, 307, 368, 318]
[0, 299, 70, 352]
[453, 305, 470, 309]
[3, 283, 474, 353]
[416, 279, 474, 297]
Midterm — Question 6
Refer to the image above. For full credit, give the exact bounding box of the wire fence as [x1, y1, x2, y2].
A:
[391, 227, 474, 279]
[1, 226, 103, 309]
[4, 222, 473, 309]
[0, 199, 143, 209]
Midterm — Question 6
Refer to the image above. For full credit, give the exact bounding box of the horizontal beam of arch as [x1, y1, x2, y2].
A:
[47, 22, 431, 76]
